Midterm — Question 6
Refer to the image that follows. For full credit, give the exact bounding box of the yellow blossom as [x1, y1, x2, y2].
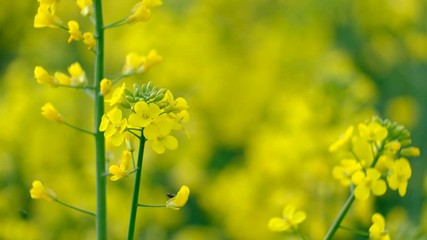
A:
[38, 0, 60, 14]
[83, 32, 96, 50]
[100, 78, 113, 96]
[329, 125, 354, 152]
[144, 50, 162, 70]
[387, 158, 412, 197]
[30, 180, 56, 200]
[34, 5, 63, 28]
[166, 185, 190, 209]
[105, 83, 126, 106]
[128, 101, 161, 128]
[369, 213, 390, 240]
[332, 159, 362, 186]
[41, 102, 64, 123]
[34, 66, 57, 87]
[144, 116, 178, 154]
[54, 72, 71, 85]
[400, 147, 420, 157]
[126, 0, 162, 24]
[99, 107, 127, 146]
[68, 62, 87, 86]
[76, 0, 93, 16]
[268, 205, 306, 232]
[122, 52, 145, 75]
[358, 122, 388, 142]
[67, 20, 83, 43]
[352, 168, 387, 201]
[109, 150, 132, 181]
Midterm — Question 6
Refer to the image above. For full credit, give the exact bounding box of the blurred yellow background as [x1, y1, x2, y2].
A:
[0, 0, 426, 239]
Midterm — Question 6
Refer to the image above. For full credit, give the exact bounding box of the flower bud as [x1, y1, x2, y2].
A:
[41, 102, 64, 123]
[100, 78, 112, 96]
[401, 147, 420, 157]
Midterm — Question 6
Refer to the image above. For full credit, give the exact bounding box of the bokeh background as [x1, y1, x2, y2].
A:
[0, 0, 426, 239]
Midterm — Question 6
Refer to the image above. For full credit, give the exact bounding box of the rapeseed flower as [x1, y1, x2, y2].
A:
[105, 83, 126, 106]
[352, 168, 386, 201]
[128, 101, 161, 128]
[126, 0, 162, 24]
[268, 205, 306, 232]
[387, 158, 412, 196]
[99, 107, 127, 146]
[100, 78, 113, 96]
[41, 102, 64, 123]
[30, 180, 56, 200]
[67, 20, 82, 43]
[329, 125, 354, 152]
[34, 5, 63, 28]
[358, 122, 388, 142]
[332, 159, 362, 186]
[83, 32, 96, 50]
[144, 116, 178, 154]
[34, 66, 57, 87]
[76, 0, 93, 16]
[369, 213, 390, 240]
[109, 150, 132, 181]
[166, 185, 190, 209]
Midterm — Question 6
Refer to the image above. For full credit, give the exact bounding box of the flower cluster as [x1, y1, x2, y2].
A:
[268, 205, 307, 233]
[100, 81, 189, 154]
[330, 118, 420, 201]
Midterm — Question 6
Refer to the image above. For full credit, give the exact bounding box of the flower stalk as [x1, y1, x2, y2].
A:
[93, 0, 107, 239]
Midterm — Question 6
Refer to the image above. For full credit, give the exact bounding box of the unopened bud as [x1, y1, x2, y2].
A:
[401, 147, 420, 157]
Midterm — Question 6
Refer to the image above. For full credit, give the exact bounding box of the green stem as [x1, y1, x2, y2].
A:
[103, 18, 128, 30]
[324, 191, 355, 240]
[64, 121, 94, 135]
[93, 0, 107, 239]
[127, 136, 146, 240]
[292, 226, 308, 240]
[137, 203, 166, 208]
[54, 198, 96, 217]
[57, 84, 96, 90]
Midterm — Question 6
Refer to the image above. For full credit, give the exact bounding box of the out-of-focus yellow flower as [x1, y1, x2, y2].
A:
[99, 107, 127, 146]
[30, 180, 56, 200]
[100, 78, 113, 96]
[38, 0, 61, 14]
[358, 122, 388, 142]
[41, 102, 64, 123]
[34, 66, 57, 87]
[369, 213, 390, 240]
[83, 32, 96, 50]
[109, 150, 132, 181]
[144, 116, 178, 154]
[122, 50, 162, 75]
[54, 62, 86, 86]
[76, 0, 93, 16]
[329, 125, 354, 152]
[126, 0, 162, 24]
[166, 185, 190, 209]
[332, 159, 362, 186]
[385, 96, 419, 129]
[352, 168, 386, 201]
[387, 158, 412, 197]
[128, 101, 161, 128]
[268, 205, 306, 232]
[67, 20, 82, 43]
[34, 5, 63, 28]
[105, 83, 126, 106]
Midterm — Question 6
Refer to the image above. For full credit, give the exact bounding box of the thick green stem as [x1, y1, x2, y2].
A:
[127, 137, 146, 240]
[93, 0, 107, 239]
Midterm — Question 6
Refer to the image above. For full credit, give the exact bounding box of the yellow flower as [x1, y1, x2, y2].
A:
[144, 50, 162, 70]
[100, 78, 113, 96]
[351, 168, 387, 201]
[99, 107, 127, 146]
[166, 185, 190, 209]
[369, 213, 390, 240]
[332, 159, 362, 186]
[128, 101, 161, 128]
[68, 62, 86, 86]
[67, 20, 83, 43]
[329, 126, 354, 152]
[358, 122, 388, 142]
[83, 32, 96, 50]
[105, 83, 126, 106]
[143, 116, 178, 154]
[126, 0, 162, 24]
[268, 205, 307, 232]
[41, 102, 64, 123]
[34, 5, 63, 28]
[38, 0, 60, 14]
[34, 66, 58, 87]
[54, 71, 71, 85]
[30, 180, 56, 200]
[76, 0, 93, 16]
[109, 150, 132, 181]
[387, 158, 412, 197]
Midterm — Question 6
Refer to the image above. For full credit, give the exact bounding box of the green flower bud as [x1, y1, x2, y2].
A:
[154, 93, 165, 102]
[120, 101, 131, 109]
[126, 95, 138, 103]
[124, 88, 134, 97]
[400, 139, 412, 147]
[146, 81, 153, 91]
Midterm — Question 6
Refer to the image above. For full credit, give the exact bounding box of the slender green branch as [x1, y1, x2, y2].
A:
[291, 226, 308, 240]
[64, 121, 95, 135]
[103, 17, 128, 30]
[137, 203, 166, 208]
[57, 84, 96, 90]
[127, 136, 147, 240]
[324, 190, 356, 240]
[93, 0, 107, 239]
[339, 225, 369, 237]
[54, 198, 96, 217]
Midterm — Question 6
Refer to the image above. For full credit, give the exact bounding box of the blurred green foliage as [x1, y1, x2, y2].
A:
[0, 0, 426, 239]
